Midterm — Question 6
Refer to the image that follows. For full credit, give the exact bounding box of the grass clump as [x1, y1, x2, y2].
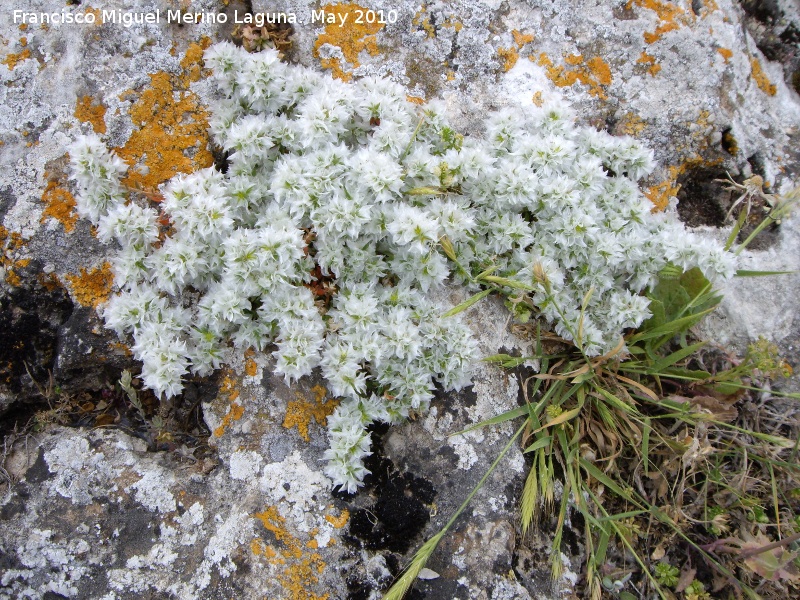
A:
[386, 193, 799, 599]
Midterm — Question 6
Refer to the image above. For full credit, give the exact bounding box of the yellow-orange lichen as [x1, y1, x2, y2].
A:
[277, 555, 329, 600]
[0, 226, 28, 287]
[212, 371, 245, 436]
[253, 505, 330, 598]
[626, 0, 693, 44]
[244, 358, 258, 377]
[412, 6, 436, 39]
[282, 385, 339, 442]
[750, 57, 777, 96]
[65, 262, 114, 308]
[324, 509, 350, 529]
[37, 271, 63, 292]
[645, 157, 721, 212]
[497, 29, 534, 72]
[313, 3, 384, 81]
[717, 47, 733, 63]
[254, 506, 303, 559]
[636, 51, 661, 76]
[74, 95, 107, 134]
[41, 176, 78, 232]
[617, 112, 647, 137]
[2, 48, 31, 71]
[115, 43, 212, 192]
[536, 53, 612, 100]
[213, 402, 244, 437]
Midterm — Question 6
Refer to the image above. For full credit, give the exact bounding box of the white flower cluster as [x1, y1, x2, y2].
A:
[69, 42, 734, 493]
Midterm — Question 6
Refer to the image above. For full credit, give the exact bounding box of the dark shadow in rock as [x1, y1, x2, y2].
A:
[0, 267, 74, 417]
[675, 166, 729, 228]
[345, 424, 436, 555]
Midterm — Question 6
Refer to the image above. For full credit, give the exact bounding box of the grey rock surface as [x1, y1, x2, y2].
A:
[1, 0, 799, 598]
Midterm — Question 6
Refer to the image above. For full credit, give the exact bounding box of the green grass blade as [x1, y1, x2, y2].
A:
[382, 532, 445, 600]
[482, 275, 534, 290]
[443, 289, 492, 317]
[735, 269, 797, 277]
[646, 340, 707, 373]
[523, 435, 552, 454]
[629, 305, 718, 342]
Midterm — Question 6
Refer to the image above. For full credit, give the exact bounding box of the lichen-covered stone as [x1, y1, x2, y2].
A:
[2, 0, 800, 598]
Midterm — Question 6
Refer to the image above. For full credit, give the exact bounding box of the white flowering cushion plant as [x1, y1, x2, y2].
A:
[69, 42, 735, 494]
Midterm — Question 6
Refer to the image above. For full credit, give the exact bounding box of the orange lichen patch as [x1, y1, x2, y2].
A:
[85, 7, 101, 22]
[110, 341, 133, 357]
[2, 48, 31, 71]
[497, 29, 534, 72]
[626, 0, 693, 44]
[324, 508, 349, 529]
[750, 56, 777, 96]
[412, 6, 436, 39]
[637, 51, 661, 76]
[37, 271, 63, 292]
[74, 95, 107, 134]
[283, 385, 339, 442]
[19, 38, 27, 48]
[406, 95, 425, 104]
[251, 538, 264, 555]
[277, 554, 329, 600]
[115, 44, 212, 191]
[306, 539, 319, 549]
[65, 262, 114, 308]
[717, 47, 733, 63]
[536, 53, 612, 100]
[313, 3, 384, 81]
[213, 371, 245, 436]
[643, 21, 679, 44]
[179, 38, 212, 84]
[41, 177, 78, 232]
[617, 112, 647, 137]
[0, 226, 28, 287]
[254, 506, 303, 559]
[19, 24, 27, 31]
[441, 16, 463, 32]
[531, 91, 544, 107]
[644, 176, 681, 212]
[645, 157, 721, 211]
[244, 358, 258, 377]
[220, 373, 240, 402]
[213, 402, 244, 437]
